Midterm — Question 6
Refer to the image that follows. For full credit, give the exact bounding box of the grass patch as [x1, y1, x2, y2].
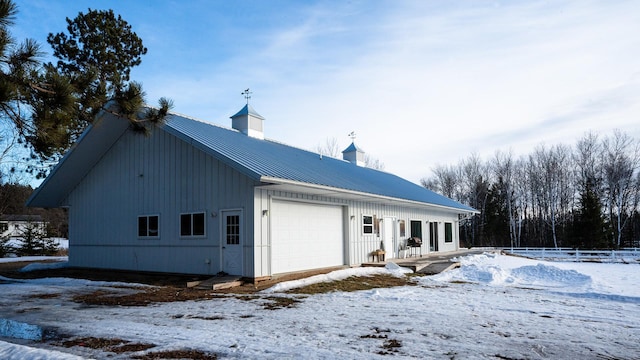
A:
[188, 315, 226, 321]
[72, 287, 228, 306]
[287, 274, 416, 294]
[57, 337, 155, 354]
[449, 280, 474, 284]
[28, 293, 60, 299]
[262, 296, 301, 310]
[132, 349, 217, 359]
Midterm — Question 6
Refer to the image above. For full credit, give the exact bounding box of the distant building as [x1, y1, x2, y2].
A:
[28, 102, 477, 280]
[0, 214, 47, 239]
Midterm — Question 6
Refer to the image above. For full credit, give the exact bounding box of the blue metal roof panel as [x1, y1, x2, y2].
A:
[342, 142, 362, 153]
[164, 114, 476, 212]
[230, 104, 265, 120]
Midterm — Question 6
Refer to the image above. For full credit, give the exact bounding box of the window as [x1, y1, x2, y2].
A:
[445, 222, 453, 243]
[363, 215, 373, 234]
[226, 215, 240, 245]
[180, 212, 206, 237]
[138, 215, 159, 238]
[398, 220, 406, 238]
[429, 222, 439, 251]
[410, 220, 422, 239]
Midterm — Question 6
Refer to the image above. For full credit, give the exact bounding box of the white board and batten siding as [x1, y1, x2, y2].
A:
[253, 188, 462, 278]
[66, 126, 257, 276]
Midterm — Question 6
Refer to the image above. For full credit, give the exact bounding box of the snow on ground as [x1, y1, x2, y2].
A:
[0, 256, 68, 264]
[1, 253, 639, 359]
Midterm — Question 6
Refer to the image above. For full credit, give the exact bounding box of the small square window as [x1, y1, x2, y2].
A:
[138, 215, 159, 238]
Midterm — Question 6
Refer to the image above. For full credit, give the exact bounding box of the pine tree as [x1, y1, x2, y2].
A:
[0, 1, 172, 178]
[0, 234, 13, 257]
[572, 176, 607, 249]
[483, 180, 510, 247]
[15, 220, 47, 256]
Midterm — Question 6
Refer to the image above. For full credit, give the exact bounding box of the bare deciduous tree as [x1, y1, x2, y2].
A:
[315, 137, 341, 158]
[601, 130, 639, 247]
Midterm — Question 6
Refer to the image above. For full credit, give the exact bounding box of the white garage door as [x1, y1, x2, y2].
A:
[271, 200, 344, 274]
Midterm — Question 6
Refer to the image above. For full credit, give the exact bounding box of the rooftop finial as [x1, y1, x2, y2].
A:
[241, 88, 252, 104]
[348, 131, 356, 141]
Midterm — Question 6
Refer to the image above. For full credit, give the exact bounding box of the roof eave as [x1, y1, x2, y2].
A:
[27, 105, 131, 208]
[259, 176, 479, 214]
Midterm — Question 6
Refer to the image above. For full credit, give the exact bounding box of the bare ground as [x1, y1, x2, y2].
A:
[0, 260, 419, 305]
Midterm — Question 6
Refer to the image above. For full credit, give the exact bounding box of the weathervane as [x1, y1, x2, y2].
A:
[348, 131, 356, 141]
[241, 88, 252, 104]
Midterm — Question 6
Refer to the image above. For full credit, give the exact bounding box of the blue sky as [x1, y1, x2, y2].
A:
[11, 0, 640, 184]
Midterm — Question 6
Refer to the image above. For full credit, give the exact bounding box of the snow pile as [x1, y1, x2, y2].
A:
[263, 262, 412, 293]
[428, 252, 638, 298]
[0, 341, 84, 360]
[510, 263, 591, 288]
[0, 256, 67, 265]
[435, 252, 591, 288]
[19, 261, 68, 272]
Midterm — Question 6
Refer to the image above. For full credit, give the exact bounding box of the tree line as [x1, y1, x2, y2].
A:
[421, 130, 639, 249]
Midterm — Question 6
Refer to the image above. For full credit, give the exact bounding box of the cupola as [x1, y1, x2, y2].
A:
[342, 141, 365, 166]
[231, 89, 265, 139]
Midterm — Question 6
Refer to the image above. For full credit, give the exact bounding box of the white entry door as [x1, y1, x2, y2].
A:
[382, 217, 396, 259]
[222, 210, 242, 275]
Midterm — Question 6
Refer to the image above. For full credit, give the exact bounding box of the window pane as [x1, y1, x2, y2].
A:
[148, 216, 159, 237]
[193, 213, 205, 236]
[445, 222, 453, 242]
[226, 215, 240, 245]
[363, 215, 373, 234]
[399, 220, 405, 238]
[180, 214, 191, 236]
[410, 220, 422, 239]
[138, 217, 147, 237]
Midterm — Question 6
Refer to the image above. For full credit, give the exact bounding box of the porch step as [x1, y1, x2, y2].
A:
[187, 276, 244, 290]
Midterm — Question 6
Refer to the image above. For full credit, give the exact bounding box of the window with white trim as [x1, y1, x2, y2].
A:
[138, 215, 159, 238]
[444, 222, 453, 243]
[363, 215, 373, 234]
[180, 212, 206, 237]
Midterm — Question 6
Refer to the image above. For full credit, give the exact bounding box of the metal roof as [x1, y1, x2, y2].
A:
[342, 141, 363, 153]
[164, 114, 477, 213]
[27, 107, 477, 213]
[230, 104, 265, 120]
